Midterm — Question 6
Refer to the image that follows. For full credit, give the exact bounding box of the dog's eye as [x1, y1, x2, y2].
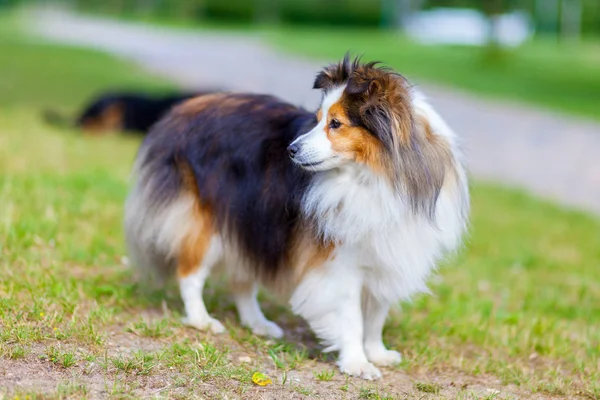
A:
[329, 119, 341, 129]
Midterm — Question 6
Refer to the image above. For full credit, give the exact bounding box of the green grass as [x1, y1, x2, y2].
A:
[264, 26, 600, 119]
[314, 369, 336, 382]
[415, 381, 441, 394]
[0, 12, 173, 110]
[1, 9, 600, 400]
[358, 386, 394, 400]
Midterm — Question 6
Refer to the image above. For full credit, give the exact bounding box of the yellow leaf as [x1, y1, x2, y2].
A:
[252, 372, 272, 386]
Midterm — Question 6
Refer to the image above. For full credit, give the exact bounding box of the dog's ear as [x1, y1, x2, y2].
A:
[353, 76, 394, 145]
[403, 114, 452, 219]
[313, 70, 333, 90]
[346, 77, 382, 98]
[357, 78, 451, 219]
[313, 53, 355, 90]
[360, 101, 393, 144]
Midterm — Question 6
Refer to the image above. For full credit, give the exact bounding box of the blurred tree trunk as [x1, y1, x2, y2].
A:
[560, 0, 582, 42]
[135, 0, 158, 16]
[412, 0, 426, 12]
[381, 0, 416, 30]
[535, 0, 560, 38]
[174, 0, 205, 21]
[481, 0, 506, 63]
[396, 0, 411, 29]
[255, 0, 280, 25]
[482, 0, 503, 46]
[380, 0, 395, 29]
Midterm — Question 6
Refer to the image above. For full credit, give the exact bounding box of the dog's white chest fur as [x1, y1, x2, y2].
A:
[303, 164, 466, 303]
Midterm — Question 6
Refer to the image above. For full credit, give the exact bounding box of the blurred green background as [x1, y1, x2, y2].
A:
[1, 0, 597, 35]
[2, 0, 599, 119]
[1, 1, 600, 399]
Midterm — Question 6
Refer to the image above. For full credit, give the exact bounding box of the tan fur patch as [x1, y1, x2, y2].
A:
[394, 114, 412, 146]
[177, 93, 296, 120]
[326, 102, 386, 174]
[176, 162, 214, 278]
[290, 233, 335, 285]
[176, 93, 227, 116]
[80, 103, 124, 134]
[303, 240, 335, 273]
[418, 115, 435, 142]
[417, 114, 458, 188]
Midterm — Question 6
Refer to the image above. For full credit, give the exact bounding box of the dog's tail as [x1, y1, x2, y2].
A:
[124, 132, 188, 284]
[42, 109, 74, 129]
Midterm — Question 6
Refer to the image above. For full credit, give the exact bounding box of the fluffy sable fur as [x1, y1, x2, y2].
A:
[125, 56, 469, 380]
[43, 90, 213, 135]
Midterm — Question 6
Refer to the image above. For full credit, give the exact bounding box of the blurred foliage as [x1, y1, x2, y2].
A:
[71, 0, 383, 27]
[0, 11, 173, 109]
[271, 26, 600, 119]
[581, 0, 600, 36]
[1, 0, 599, 36]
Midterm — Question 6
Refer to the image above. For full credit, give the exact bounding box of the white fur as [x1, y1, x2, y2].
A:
[234, 282, 284, 338]
[290, 85, 347, 170]
[179, 238, 284, 338]
[290, 251, 382, 380]
[124, 156, 199, 280]
[363, 290, 402, 366]
[180, 237, 226, 334]
[126, 85, 468, 380]
[290, 87, 469, 379]
[125, 152, 284, 339]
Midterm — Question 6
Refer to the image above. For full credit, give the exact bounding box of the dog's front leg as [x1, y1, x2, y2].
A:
[290, 257, 381, 380]
[362, 289, 402, 366]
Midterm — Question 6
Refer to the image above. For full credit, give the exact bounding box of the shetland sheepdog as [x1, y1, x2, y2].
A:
[124, 56, 469, 379]
[43, 90, 212, 135]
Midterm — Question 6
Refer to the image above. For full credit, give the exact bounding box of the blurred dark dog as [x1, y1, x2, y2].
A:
[43, 90, 216, 135]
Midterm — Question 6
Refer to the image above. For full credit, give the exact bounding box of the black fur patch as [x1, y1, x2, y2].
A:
[313, 53, 358, 90]
[64, 91, 216, 134]
[84, 92, 200, 133]
[137, 93, 316, 279]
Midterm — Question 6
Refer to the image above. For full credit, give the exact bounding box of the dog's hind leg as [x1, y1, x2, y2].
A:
[178, 235, 225, 334]
[231, 280, 284, 338]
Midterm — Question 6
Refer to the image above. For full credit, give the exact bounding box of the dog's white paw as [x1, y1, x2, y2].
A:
[247, 320, 284, 338]
[366, 348, 402, 367]
[182, 317, 226, 334]
[338, 359, 382, 380]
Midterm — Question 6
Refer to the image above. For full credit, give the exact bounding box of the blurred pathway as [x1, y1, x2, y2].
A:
[31, 9, 600, 214]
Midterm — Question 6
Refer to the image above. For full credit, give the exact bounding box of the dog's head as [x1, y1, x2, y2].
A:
[288, 54, 452, 218]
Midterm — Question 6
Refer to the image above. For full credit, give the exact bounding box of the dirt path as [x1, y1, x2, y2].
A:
[29, 8, 600, 214]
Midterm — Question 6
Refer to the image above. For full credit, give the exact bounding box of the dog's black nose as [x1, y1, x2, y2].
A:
[287, 144, 299, 157]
